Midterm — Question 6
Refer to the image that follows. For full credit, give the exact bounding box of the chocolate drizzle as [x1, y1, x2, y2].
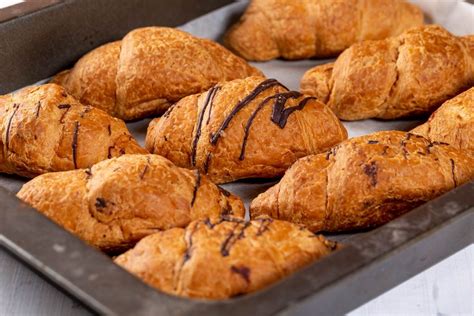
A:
[190, 86, 221, 167]
[138, 156, 151, 180]
[231, 265, 251, 283]
[363, 161, 378, 187]
[183, 223, 199, 263]
[107, 146, 113, 159]
[256, 217, 273, 236]
[220, 222, 250, 257]
[239, 91, 311, 160]
[95, 197, 107, 208]
[139, 165, 149, 180]
[220, 226, 238, 256]
[191, 79, 312, 167]
[85, 168, 92, 179]
[210, 79, 286, 146]
[58, 104, 71, 123]
[35, 101, 41, 118]
[162, 103, 176, 119]
[203, 153, 212, 173]
[72, 121, 80, 169]
[271, 96, 315, 128]
[203, 218, 216, 229]
[190, 170, 201, 206]
[5, 103, 20, 152]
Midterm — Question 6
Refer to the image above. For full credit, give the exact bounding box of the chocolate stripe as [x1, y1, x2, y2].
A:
[271, 96, 315, 128]
[190, 86, 220, 166]
[5, 103, 20, 152]
[203, 153, 212, 173]
[72, 121, 80, 169]
[58, 104, 71, 123]
[239, 91, 302, 160]
[190, 169, 201, 206]
[35, 101, 41, 118]
[220, 223, 240, 257]
[210, 79, 286, 145]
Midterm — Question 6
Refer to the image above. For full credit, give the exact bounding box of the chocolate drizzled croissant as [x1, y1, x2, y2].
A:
[224, 0, 423, 61]
[52, 27, 262, 120]
[251, 131, 474, 232]
[0, 84, 146, 178]
[115, 216, 337, 299]
[145, 76, 347, 183]
[17, 154, 245, 253]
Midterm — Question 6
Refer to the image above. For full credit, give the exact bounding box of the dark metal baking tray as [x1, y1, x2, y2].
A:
[0, 1, 473, 315]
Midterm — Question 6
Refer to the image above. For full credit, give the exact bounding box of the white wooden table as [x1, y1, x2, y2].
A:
[1, 245, 472, 315]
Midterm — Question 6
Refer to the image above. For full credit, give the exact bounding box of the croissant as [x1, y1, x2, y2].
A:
[411, 87, 474, 154]
[17, 154, 245, 253]
[115, 216, 337, 299]
[300, 25, 474, 120]
[250, 131, 474, 232]
[145, 76, 347, 184]
[224, 0, 423, 61]
[0, 84, 146, 178]
[52, 27, 262, 120]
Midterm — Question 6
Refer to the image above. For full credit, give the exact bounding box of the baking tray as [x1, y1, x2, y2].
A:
[0, 0, 473, 315]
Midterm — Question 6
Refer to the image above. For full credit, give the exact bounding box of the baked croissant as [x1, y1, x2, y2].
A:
[145, 76, 347, 184]
[411, 87, 474, 154]
[0, 84, 146, 178]
[224, 0, 423, 61]
[300, 25, 474, 120]
[250, 131, 474, 232]
[115, 216, 337, 299]
[17, 154, 245, 253]
[52, 27, 262, 121]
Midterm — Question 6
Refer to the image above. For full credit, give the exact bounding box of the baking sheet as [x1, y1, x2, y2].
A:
[1, 0, 473, 218]
[0, 1, 473, 315]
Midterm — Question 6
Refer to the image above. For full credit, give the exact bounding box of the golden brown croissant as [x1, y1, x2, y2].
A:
[52, 27, 262, 120]
[115, 216, 337, 299]
[17, 154, 245, 253]
[411, 87, 474, 153]
[301, 25, 474, 120]
[224, 0, 423, 61]
[145, 76, 348, 184]
[250, 131, 474, 232]
[0, 84, 146, 178]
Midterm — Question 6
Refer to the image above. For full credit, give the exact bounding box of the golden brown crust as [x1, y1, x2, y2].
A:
[250, 131, 474, 232]
[145, 76, 347, 183]
[53, 27, 262, 120]
[411, 88, 474, 153]
[301, 25, 474, 120]
[0, 84, 146, 178]
[17, 154, 245, 253]
[115, 216, 337, 299]
[224, 0, 423, 61]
